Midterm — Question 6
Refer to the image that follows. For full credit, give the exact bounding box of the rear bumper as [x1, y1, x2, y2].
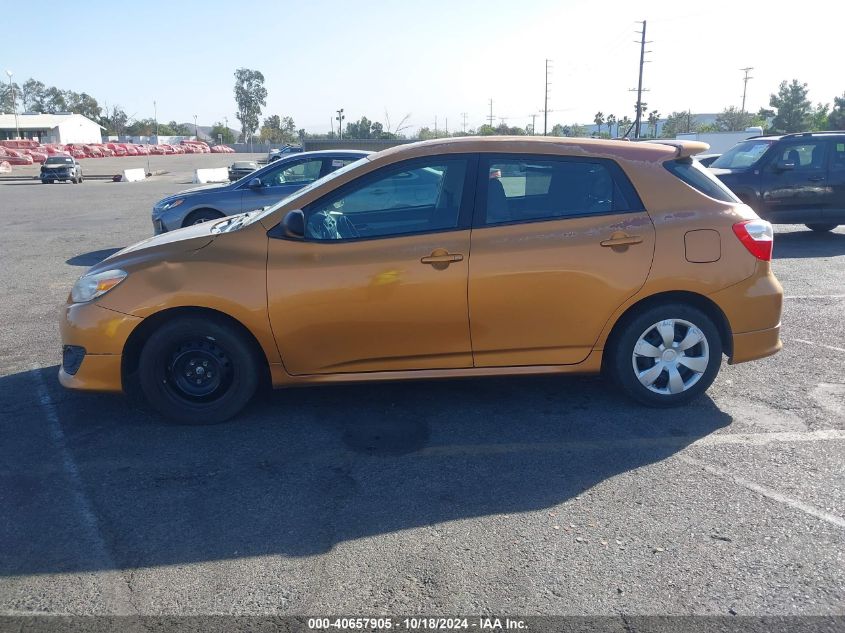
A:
[729, 324, 782, 364]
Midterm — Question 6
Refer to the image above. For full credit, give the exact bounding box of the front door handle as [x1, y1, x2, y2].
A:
[600, 233, 643, 247]
[807, 176, 825, 182]
[421, 248, 464, 269]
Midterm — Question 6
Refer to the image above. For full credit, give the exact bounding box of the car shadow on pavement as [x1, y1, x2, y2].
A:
[65, 248, 124, 266]
[773, 230, 845, 259]
[0, 365, 732, 575]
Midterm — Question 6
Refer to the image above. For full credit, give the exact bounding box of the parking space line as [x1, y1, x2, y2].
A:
[792, 338, 845, 354]
[783, 294, 845, 300]
[28, 367, 136, 614]
[679, 455, 845, 529]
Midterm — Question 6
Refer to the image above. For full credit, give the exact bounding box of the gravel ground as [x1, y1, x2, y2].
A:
[0, 155, 843, 624]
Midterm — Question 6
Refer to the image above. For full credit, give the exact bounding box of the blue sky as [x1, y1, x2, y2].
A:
[3, 0, 842, 134]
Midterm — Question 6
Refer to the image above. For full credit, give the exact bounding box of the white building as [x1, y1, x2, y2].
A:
[0, 112, 104, 144]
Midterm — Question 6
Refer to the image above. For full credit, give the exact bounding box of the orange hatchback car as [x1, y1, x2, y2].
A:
[60, 137, 782, 423]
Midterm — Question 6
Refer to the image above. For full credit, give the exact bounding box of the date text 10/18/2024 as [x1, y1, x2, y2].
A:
[307, 617, 528, 630]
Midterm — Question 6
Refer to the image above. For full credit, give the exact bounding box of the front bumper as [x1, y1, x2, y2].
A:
[58, 303, 143, 392]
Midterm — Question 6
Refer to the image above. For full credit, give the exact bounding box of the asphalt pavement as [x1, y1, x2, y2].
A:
[0, 155, 843, 622]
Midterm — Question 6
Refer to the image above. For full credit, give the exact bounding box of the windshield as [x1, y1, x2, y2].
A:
[246, 157, 371, 226]
[710, 139, 774, 169]
[45, 157, 73, 165]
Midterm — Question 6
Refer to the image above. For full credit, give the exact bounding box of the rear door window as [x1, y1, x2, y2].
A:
[664, 158, 739, 202]
[479, 156, 642, 226]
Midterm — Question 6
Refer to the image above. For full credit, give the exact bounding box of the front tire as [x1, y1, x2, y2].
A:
[609, 303, 723, 407]
[138, 316, 260, 424]
[183, 210, 224, 227]
[806, 223, 837, 232]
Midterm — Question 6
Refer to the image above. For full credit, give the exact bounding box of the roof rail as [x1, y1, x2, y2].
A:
[781, 131, 845, 139]
[649, 139, 710, 157]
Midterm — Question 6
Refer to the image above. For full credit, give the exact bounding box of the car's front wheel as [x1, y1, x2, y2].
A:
[183, 210, 224, 227]
[609, 303, 723, 407]
[806, 223, 838, 232]
[138, 316, 261, 424]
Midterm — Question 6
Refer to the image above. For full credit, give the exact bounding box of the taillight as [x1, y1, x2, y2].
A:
[732, 219, 773, 261]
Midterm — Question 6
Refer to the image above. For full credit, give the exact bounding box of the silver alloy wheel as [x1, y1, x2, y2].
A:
[631, 318, 709, 395]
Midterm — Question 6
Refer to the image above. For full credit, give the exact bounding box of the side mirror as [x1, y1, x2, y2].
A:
[248, 177, 262, 188]
[281, 209, 305, 238]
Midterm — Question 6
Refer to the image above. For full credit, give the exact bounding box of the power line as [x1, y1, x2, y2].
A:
[740, 67, 754, 113]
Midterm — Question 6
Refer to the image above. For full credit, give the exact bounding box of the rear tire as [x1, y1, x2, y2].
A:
[183, 210, 224, 227]
[138, 316, 260, 424]
[806, 223, 837, 232]
[609, 302, 723, 407]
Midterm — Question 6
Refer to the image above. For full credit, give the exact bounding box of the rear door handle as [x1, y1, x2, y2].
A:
[421, 253, 464, 264]
[807, 176, 825, 182]
[600, 234, 643, 247]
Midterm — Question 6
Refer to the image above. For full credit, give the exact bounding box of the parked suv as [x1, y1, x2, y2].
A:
[151, 150, 369, 233]
[709, 132, 845, 232]
[41, 155, 83, 184]
[62, 137, 782, 423]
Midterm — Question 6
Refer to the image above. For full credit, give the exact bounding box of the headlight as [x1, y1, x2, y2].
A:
[160, 199, 185, 211]
[71, 269, 128, 303]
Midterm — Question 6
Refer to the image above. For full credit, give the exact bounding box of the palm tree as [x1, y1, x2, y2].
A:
[606, 114, 617, 138]
[618, 115, 632, 138]
[647, 110, 660, 138]
[593, 111, 604, 137]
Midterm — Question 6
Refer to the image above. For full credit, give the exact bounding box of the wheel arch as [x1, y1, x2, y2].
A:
[182, 207, 226, 227]
[121, 306, 271, 389]
[600, 290, 733, 365]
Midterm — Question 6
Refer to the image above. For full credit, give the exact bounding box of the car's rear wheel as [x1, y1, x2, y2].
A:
[609, 303, 722, 407]
[138, 316, 260, 424]
[806, 223, 837, 232]
[183, 210, 224, 227]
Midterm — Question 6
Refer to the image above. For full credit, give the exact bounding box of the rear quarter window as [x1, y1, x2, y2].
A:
[664, 158, 739, 203]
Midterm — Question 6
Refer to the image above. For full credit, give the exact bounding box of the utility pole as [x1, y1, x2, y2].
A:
[461, 112, 468, 133]
[434, 115, 438, 136]
[543, 59, 552, 136]
[632, 21, 651, 139]
[740, 66, 754, 113]
[153, 100, 158, 139]
[531, 113, 537, 135]
[193, 114, 198, 139]
[445, 117, 448, 135]
[336, 108, 345, 140]
[488, 99, 494, 127]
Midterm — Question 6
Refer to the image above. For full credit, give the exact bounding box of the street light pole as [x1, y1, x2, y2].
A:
[193, 114, 198, 139]
[336, 108, 344, 140]
[153, 100, 158, 139]
[5, 70, 20, 140]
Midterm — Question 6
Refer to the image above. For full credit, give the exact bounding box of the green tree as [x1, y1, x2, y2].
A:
[769, 79, 812, 133]
[714, 106, 754, 131]
[550, 123, 566, 136]
[0, 81, 20, 112]
[345, 116, 374, 139]
[233, 68, 267, 142]
[101, 105, 129, 135]
[477, 124, 497, 136]
[606, 114, 617, 137]
[21, 79, 46, 111]
[209, 122, 236, 144]
[593, 111, 604, 136]
[660, 111, 699, 137]
[260, 114, 297, 142]
[165, 121, 192, 135]
[809, 103, 830, 131]
[829, 92, 845, 130]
